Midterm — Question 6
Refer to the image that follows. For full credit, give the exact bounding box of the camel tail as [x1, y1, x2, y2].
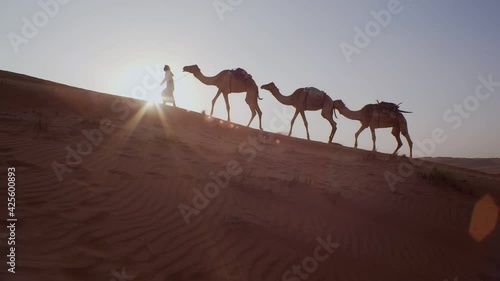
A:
[255, 87, 263, 100]
[399, 110, 412, 113]
[255, 82, 263, 100]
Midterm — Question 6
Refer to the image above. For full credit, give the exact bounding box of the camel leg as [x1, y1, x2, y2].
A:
[223, 93, 231, 122]
[247, 101, 256, 127]
[321, 107, 337, 143]
[299, 111, 310, 140]
[247, 107, 256, 127]
[401, 130, 413, 158]
[391, 127, 403, 156]
[370, 127, 376, 152]
[288, 109, 300, 137]
[256, 104, 263, 130]
[399, 116, 414, 158]
[210, 90, 222, 116]
[328, 123, 338, 143]
[354, 125, 368, 148]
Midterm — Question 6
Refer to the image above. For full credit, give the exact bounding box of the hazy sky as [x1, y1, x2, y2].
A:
[1, 0, 499, 158]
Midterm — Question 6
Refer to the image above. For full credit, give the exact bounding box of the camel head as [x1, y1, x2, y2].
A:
[333, 99, 346, 109]
[183, 65, 201, 74]
[260, 82, 278, 93]
[332, 99, 346, 119]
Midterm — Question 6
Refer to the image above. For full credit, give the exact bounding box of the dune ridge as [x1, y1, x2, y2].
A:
[424, 157, 500, 175]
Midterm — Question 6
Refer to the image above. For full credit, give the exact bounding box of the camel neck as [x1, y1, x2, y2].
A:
[270, 89, 294, 106]
[193, 72, 218, 86]
[338, 106, 363, 121]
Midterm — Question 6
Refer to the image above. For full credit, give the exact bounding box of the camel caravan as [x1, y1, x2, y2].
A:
[176, 64, 413, 158]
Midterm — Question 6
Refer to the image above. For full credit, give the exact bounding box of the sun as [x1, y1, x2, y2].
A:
[146, 95, 162, 105]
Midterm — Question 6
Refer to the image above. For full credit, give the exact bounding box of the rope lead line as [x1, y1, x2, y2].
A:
[174, 73, 190, 82]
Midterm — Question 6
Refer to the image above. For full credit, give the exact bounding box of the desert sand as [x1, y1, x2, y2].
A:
[0, 70, 499, 281]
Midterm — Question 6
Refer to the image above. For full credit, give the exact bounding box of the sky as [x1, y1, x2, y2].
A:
[1, 0, 499, 158]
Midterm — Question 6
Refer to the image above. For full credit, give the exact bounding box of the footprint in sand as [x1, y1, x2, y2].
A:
[121, 146, 134, 152]
[74, 167, 92, 180]
[145, 171, 167, 179]
[115, 152, 133, 159]
[7, 159, 42, 170]
[0, 147, 14, 155]
[107, 169, 131, 177]
[182, 174, 195, 180]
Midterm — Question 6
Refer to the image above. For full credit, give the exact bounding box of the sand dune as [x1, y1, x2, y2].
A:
[424, 157, 500, 175]
[1, 70, 500, 281]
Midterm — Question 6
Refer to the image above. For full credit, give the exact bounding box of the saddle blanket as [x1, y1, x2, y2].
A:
[375, 101, 402, 116]
[304, 87, 326, 100]
[231, 68, 252, 81]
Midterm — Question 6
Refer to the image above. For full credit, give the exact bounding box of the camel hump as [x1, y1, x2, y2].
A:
[304, 87, 326, 100]
[231, 68, 252, 81]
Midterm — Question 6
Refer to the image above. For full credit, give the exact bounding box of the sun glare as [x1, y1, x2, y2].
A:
[147, 95, 161, 103]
